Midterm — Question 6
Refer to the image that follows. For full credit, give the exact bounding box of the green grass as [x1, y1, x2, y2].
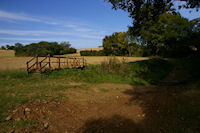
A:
[0, 58, 172, 132]
[42, 58, 171, 85]
[128, 58, 173, 84]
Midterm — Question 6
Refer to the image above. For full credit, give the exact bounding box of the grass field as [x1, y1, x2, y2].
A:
[0, 56, 149, 71]
[0, 56, 200, 133]
[0, 50, 15, 57]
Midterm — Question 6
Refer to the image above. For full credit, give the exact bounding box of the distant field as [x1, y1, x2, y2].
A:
[76, 47, 103, 53]
[0, 56, 149, 71]
[0, 50, 15, 57]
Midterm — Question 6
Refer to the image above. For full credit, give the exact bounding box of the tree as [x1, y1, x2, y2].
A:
[178, 0, 200, 10]
[14, 41, 76, 57]
[1, 46, 6, 50]
[6, 45, 15, 50]
[15, 43, 23, 48]
[139, 13, 192, 56]
[59, 42, 76, 54]
[105, 0, 199, 57]
[188, 17, 200, 53]
[105, 0, 174, 36]
[103, 32, 129, 56]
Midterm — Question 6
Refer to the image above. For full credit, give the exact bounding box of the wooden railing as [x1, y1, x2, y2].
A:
[26, 55, 86, 74]
[26, 56, 38, 74]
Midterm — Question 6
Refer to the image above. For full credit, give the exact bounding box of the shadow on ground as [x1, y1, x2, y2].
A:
[78, 115, 144, 133]
[78, 84, 191, 133]
[79, 62, 199, 133]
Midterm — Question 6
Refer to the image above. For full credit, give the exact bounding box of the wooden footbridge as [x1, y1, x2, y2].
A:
[26, 54, 86, 74]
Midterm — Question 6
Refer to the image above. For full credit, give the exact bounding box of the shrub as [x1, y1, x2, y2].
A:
[80, 50, 105, 56]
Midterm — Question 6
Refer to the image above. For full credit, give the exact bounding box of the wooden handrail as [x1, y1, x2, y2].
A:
[39, 62, 48, 71]
[26, 54, 86, 74]
[39, 56, 47, 64]
[28, 62, 37, 70]
[27, 57, 36, 64]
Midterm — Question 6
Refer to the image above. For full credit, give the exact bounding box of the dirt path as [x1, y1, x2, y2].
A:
[11, 84, 147, 133]
[158, 60, 192, 86]
[7, 61, 193, 133]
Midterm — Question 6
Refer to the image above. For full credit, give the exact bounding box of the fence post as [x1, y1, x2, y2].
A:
[48, 54, 51, 69]
[57, 56, 61, 69]
[36, 55, 38, 70]
[66, 57, 69, 68]
[73, 57, 76, 68]
[83, 58, 85, 67]
[78, 58, 80, 67]
[39, 62, 42, 72]
[26, 62, 29, 75]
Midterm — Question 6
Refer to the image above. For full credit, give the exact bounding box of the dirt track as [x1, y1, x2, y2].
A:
[9, 82, 186, 133]
[11, 83, 147, 133]
[3, 61, 196, 133]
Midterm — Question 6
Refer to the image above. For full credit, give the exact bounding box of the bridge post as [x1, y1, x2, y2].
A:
[66, 57, 69, 68]
[57, 56, 61, 69]
[26, 62, 29, 75]
[36, 55, 38, 70]
[48, 54, 51, 69]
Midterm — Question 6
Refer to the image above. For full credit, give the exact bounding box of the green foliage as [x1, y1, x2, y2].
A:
[43, 57, 171, 85]
[106, 0, 173, 36]
[141, 13, 193, 56]
[103, 32, 129, 56]
[105, 0, 200, 57]
[0, 46, 6, 50]
[14, 41, 76, 57]
[80, 50, 105, 56]
[102, 32, 150, 57]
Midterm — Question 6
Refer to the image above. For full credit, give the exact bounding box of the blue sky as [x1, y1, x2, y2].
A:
[0, 0, 199, 48]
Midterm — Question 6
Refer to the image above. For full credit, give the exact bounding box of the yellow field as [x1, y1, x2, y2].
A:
[0, 56, 149, 71]
[76, 47, 103, 53]
[0, 50, 15, 57]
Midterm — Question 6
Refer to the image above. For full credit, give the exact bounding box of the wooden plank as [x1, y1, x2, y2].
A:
[39, 56, 47, 64]
[39, 62, 48, 70]
[28, 62, 37, 70]
[27, 57, 35, 64]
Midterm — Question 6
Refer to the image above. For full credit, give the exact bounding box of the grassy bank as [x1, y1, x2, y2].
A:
[0, 58, 171, 114]
[0, 54, 200, 132]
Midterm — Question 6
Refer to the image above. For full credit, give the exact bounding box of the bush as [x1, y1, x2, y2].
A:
[80, 50, 105, 56]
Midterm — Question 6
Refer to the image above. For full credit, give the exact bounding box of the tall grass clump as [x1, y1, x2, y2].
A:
[97, 57, 129, 77]
[95, 57, 172, 84]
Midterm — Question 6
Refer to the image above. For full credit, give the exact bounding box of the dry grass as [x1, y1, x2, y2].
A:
[76, 47, 103, 53]
[82, 56, 149, 65]
[0, 50, 15, 57]
[0, 56, 149, 71]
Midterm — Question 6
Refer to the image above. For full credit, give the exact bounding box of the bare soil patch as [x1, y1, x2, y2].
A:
[10, 84, 145, 133]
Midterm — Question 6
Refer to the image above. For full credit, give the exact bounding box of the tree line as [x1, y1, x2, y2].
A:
[1, 41, 76, 57]
[101, 0, 200, 57]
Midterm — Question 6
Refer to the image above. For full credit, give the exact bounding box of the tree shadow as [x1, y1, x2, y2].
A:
[78, 85, 191, 133]
[122, 85, 191, 133]
[78, 115, 145, 133]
